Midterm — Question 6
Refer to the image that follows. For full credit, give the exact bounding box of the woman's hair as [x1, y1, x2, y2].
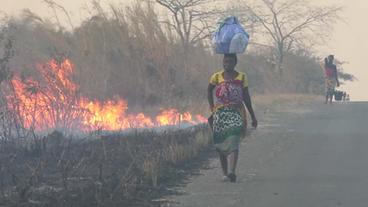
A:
[327, 55, 334, 64]
[325, 55, 334, 66]
[224, 53, 237, 64]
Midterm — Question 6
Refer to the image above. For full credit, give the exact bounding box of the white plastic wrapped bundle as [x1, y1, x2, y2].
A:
[212, 16, 249, 54]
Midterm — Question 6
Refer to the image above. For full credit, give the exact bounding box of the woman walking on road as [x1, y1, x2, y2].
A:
[323, 55, 340, 104]
[207, 54, 257, 183]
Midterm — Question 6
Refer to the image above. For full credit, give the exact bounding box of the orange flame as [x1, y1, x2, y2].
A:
[6, 59, 206, 132]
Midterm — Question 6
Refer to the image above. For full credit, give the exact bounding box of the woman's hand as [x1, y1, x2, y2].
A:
[209, 105, 215, 113]
[208, 84, 215, 113]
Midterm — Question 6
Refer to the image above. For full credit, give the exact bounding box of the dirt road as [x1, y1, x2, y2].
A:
[164, 102, 368, 207]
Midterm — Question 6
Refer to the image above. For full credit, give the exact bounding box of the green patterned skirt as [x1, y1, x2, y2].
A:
[213, 107, 245, 155]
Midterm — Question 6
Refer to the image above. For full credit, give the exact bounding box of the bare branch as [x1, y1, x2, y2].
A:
[155, 0, 222, 46]
[44, 0, 75, 30]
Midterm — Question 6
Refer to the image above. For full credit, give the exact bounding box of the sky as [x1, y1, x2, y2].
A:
[1, 0, 367, 101]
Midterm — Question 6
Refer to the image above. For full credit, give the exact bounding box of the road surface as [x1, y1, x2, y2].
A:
[164, 102, 368, 207]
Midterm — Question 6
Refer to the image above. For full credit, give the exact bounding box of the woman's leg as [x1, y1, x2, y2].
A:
[229, 150, 239, 174]
[325, 94, 329, 104]
[325, 88, 331, 104]
[217, 150, 228, 176]
[329, 89, 334, 104]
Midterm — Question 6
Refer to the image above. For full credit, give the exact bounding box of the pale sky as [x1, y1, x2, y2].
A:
[1, 0, 367, 101]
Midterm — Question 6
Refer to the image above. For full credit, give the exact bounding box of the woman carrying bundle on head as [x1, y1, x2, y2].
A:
[207, 53, 257, 183]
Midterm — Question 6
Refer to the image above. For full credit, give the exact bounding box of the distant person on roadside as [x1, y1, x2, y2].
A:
[207, 54, 257, 183]
[323, 55, 340, 104]
[346, 94, 350, 101]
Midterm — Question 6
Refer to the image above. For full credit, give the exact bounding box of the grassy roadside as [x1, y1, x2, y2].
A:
[0, 94, 321, 207]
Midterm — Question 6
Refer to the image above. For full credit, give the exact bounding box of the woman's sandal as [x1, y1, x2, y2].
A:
[227, 173, 237, 183]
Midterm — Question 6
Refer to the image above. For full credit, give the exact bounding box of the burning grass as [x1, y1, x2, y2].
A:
[5, 58, 206, 134]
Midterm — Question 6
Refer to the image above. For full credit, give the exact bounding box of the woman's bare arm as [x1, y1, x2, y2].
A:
[208, 84, 215, 112]
[242, 87, 257, 128]
[335, 67, 340, 87]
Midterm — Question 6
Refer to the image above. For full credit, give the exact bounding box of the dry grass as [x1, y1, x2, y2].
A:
[1, 1, 333, 110]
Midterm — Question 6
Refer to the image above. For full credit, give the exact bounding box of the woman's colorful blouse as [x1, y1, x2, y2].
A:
[209, 70, 248, 110]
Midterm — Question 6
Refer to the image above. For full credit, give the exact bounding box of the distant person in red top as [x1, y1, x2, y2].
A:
[323, 55, 340, 104]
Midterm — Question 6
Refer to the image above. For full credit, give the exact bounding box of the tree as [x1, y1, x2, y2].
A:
[333, 59, 356, 83]
[242, 0, 343, 75]
[155, 0, 222, 46]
